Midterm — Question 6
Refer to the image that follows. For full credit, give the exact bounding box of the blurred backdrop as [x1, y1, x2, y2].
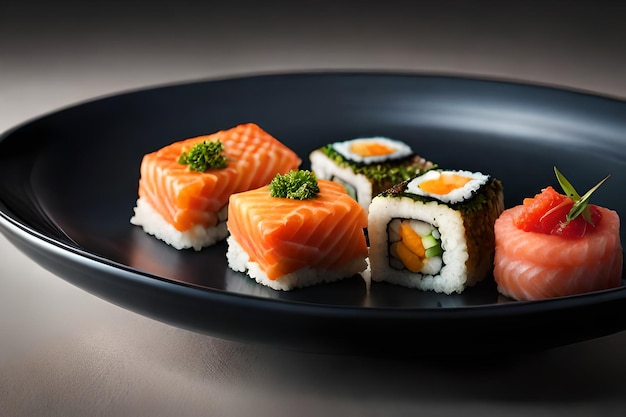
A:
[2, 1, 626, 133]
[2, 1, 626, 416]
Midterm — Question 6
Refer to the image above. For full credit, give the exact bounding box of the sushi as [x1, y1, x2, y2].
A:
[493, 167, 622, 301]
[309, 137, 435, 211]
[368, 169, 504, 294]
[226, 170, 369, 290]
[130, 123, 301, 250]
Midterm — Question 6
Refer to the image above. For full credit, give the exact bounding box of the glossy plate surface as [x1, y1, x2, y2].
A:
[1, 72, 625, 356]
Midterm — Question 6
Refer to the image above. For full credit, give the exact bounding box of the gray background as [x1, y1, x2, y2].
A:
[2, 1, 626, 416]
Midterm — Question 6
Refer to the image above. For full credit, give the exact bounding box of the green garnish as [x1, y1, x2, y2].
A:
[321, 145, 431, 186]
[554, 166, 610, 226]
[178, 140, 227, 172]
[269, 170, 320, 200]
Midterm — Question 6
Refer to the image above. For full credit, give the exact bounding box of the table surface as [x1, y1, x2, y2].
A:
[2, 2, 626, 416]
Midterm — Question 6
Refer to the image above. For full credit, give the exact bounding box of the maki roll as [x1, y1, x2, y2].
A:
[493, 167, 622, 301]
[309, 137, 435, 211]
[130, 123, 300, 250]
[226, 170, 369, 290]
[368, 169, 504, 294]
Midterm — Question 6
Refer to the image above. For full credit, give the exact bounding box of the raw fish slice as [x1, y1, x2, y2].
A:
[131, 123, 300, 250]
[226, 179, 369, 288]
[494, 205, 622, 300]
[138, 123, 300, 231]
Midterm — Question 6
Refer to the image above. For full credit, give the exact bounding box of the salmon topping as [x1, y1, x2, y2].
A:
[513, 186, 602, 239]
[493, 205, 622, 300]
[228, 180, 368, 280]
[137, 123, 301, 232]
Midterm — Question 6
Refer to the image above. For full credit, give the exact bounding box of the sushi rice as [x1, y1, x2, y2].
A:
[369, 197, 470, 294]
[368, 169, 504, 294]
[131, 198, 228, 251]
[226, 235, 369, 291]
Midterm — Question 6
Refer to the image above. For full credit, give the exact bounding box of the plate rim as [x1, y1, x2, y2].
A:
[2, 199, 625, 317]
[3, 69, 626, 142]
[1, 70, 626, 354]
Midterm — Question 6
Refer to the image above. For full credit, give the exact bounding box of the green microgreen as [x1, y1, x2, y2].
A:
[554, 166, 610, 225]
[178, 140, 228, 172]
[269, 170, 320, 200]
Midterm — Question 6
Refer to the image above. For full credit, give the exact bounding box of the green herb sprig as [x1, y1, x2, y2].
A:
[269, 170, 320, 200]
[554, 166, 610, 226]
[178, 140, 228, 172]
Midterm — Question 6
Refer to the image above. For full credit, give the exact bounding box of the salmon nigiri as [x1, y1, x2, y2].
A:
[226, 170, 369, 290]
[493, 167, 622, 301]
[131, 123, 301, 250]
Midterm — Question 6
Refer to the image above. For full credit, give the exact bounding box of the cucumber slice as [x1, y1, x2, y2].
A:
[425, 245, 443, 258]
[421, 234, 439, 249]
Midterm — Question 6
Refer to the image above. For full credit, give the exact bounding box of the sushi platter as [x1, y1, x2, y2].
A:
[1, 72, 626, 355]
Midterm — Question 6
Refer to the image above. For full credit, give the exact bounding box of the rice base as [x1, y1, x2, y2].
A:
[130, 197, 228, 251]
[226, 235, 369, 291]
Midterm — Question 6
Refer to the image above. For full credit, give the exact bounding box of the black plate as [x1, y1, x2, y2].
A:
[1, 72, 626, 356]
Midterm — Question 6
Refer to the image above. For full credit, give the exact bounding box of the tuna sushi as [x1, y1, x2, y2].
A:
[309, 137, 435, 211]
[130, 123, 301, 250]
[368, 169, 504, 294]
[493, 167, 622, 301]
[226, 170, 369, 290]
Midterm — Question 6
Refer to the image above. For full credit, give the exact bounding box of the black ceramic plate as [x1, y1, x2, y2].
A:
[1, 72, 626, 356]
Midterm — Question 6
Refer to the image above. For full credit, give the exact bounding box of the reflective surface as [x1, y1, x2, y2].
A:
[3, 2, 626, 415]
[1, 73, 626, 355]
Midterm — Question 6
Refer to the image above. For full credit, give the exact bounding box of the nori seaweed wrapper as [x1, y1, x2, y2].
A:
[377, 173, 504, 287]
